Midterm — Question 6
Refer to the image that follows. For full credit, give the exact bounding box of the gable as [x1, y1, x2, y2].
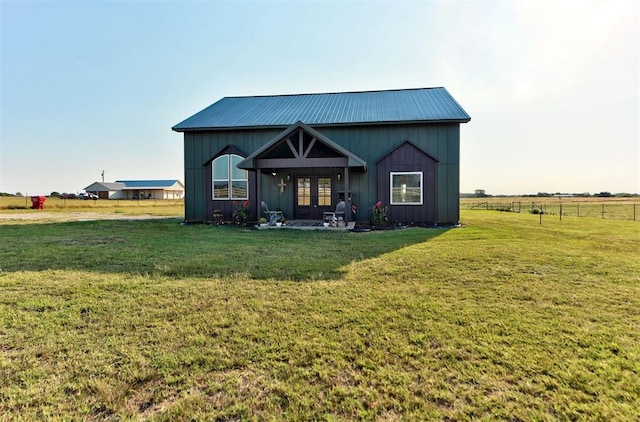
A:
[203, 145, 248, 166]
[377, 141, 439, 166]
[84, 182, 125, 191]
[237, 121, 367, 170]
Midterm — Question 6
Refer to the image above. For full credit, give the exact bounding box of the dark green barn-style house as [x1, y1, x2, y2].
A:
[172, 87, 470, 225]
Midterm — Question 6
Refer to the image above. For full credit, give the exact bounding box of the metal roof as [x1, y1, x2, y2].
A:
[172, 87, 470, 131]
[84, 182, 126, 191]
[115, 180, 183, 189]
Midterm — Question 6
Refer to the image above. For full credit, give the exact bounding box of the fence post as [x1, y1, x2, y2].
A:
[601, 203, 605, 219]
[560, 203, 562, 221]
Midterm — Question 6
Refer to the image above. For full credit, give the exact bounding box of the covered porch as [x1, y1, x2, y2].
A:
[257, 219, 357, 230]
[238, 121, 367, 225]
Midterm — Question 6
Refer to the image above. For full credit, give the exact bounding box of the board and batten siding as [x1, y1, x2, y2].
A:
[184, 129, 281, 222]
[377, 142, 438, 224]
[183, 123, 460, 224]
[320, 123, 460, 224]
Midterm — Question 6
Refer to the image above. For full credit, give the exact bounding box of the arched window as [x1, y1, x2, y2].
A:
[212, 154, 248, 200]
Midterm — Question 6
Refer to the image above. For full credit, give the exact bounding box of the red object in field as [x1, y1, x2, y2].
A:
[31, 196, 46, 210]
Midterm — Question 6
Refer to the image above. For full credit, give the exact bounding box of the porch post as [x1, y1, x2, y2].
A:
[343, 166, 349, 223]
[255, 170, 261, 221]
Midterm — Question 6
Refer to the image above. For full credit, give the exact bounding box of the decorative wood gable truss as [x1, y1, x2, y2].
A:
[237, 121, 367, 171]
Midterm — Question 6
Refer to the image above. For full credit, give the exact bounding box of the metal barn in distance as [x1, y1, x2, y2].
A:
[172, 87, 470, 226]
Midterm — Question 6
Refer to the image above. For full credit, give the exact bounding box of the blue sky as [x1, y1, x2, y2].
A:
[1, 0, 638, 195]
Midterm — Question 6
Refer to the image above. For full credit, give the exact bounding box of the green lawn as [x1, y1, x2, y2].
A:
[0, 196, 184, 216]
[1, 211, 638, 420]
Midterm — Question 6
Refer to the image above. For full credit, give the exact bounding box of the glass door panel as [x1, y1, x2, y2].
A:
[297, 178, 311, 206]
[317, 177, 332, 206]
[294, 176, 332, 220]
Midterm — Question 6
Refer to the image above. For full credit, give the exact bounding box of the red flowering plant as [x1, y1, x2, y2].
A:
[371, 201, 388, 226]
[232, 200, 250, 225]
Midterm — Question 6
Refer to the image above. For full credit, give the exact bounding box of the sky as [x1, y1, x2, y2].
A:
[1, 0, 638, 196]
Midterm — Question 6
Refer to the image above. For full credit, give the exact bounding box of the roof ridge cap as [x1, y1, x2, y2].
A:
[223, 87, 445, 100]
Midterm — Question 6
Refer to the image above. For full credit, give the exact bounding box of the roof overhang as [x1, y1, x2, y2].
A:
[173, 118, 470, 133]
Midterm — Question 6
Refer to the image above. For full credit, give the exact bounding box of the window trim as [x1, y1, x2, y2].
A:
[212, 154, 248, 200]
[390, 171, 423, 205]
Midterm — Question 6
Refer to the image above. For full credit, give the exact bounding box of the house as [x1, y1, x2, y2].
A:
[172, 87, 470, 225]
[84, 180, 184, 200]
[83, 182, 126, 199]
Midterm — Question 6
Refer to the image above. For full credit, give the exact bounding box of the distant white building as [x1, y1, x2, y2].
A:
[84, 180, 184, 200]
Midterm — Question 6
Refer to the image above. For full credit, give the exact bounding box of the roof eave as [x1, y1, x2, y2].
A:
[174, 118, 470, 133]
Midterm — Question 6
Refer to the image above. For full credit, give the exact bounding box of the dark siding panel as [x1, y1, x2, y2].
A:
[437, 126, 448, 163]
[184, 134, 199, 221]
[377, 142, 437, 224]
[448, 163, 460, 223]
[183, 128, 283, 222]
[436, 165, 448, 224]
[182, 122, 461, 224]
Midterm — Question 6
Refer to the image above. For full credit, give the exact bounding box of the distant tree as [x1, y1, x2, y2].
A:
[50, 191, 60, 198]
[474, 189, 487, 198]
[596, 192, 612, 197]
[15, 192, 23, 197]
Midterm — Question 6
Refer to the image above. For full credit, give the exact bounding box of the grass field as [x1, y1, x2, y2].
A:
[1, 209, 639, 420]
[0, 197, 184, 219]
[461, 196, 639, 221]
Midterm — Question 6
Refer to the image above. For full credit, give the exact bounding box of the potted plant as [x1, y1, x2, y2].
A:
[259, 217, 268, 227]
[213, 209, 224, 225]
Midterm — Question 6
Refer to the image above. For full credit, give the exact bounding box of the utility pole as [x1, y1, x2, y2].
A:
[101, 170, 105, 182]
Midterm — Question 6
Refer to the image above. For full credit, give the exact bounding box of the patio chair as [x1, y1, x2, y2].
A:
[323, 200, 346, 226]
[261, 201, 283, 226]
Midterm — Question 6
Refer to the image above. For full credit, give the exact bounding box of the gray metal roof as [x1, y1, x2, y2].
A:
[84, 182, 125, 191]
[172, 87, 470, 131]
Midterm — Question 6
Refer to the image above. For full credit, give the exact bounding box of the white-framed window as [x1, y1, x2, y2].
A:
[390, 172, 423, 205]
[212, 154, 248, 200]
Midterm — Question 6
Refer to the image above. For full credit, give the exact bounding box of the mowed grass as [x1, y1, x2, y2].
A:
[0, 211, 638, 420]
[0, 196, 184, 217]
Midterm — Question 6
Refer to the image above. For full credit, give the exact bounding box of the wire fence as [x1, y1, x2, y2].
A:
[463, 201, 639, 221]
